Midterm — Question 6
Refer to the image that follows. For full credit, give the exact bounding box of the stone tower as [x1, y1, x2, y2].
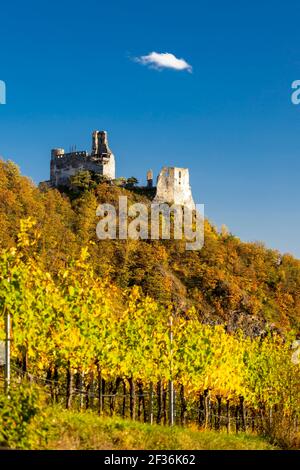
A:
[146, 169, 153, 188]
[153, 167, 195, 210]
[91, 130, 115, 180]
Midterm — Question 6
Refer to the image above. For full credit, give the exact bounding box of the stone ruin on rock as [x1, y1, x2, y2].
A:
[153, 167, 195, 211]
[45, 130, 195, 209]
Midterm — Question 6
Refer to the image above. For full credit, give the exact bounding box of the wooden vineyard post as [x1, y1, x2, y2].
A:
[240, 396, 246, 432]
[122, 379, 126, 418]
[216, 395, 222, 430]
[66, 361, 73, 409]
[163, 385, 167, 425]
[198, 394, 205, 427]
[204, 389, 210, 429]
[168, 315, 174, 426]
[97, 364, 102, 416]
[156, 381, 162, 424]
[226, 399, 230, 433]
[129, 377, 136, 420]
[180, 384, 187, 426]
[4, 310, 11, 395]
[149, 382, 154, 424]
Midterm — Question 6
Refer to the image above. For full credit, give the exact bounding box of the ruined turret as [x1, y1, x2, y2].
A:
[92, 130, 112, 156]
[146, 169, 153, 188]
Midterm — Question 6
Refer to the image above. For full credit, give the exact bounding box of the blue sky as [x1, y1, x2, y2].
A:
[1, 0, 300, 256]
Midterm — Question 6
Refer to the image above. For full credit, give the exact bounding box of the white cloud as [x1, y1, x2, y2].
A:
[135, 52, 192, 73]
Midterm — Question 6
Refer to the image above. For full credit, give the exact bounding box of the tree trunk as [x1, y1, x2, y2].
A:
[163, 385, 167, 425]
[75, 369, 84, 410]
[198, 393, 205, 427]
[137, 380, 146, 422]
[128, 377, 136, 420]
[204, 389, 210, 429]
[156, 380, 162, 424]
[251, 409, 256, 432]
[226, 399, 230, 433]
[46, 367, 54, 402]
[66, 362, 73, 409]
[22, 347, 28, 374]
[108, 381, 114, 415]
[180, 384, 187, 426]
[122, 380, 126, 418]
[110, 377, 121, 415]
[97, 365, 102, 416]
[86, 381, 90, 409]
[149, 382, 154, 424]
[240, 396, 246, 432]
[102, 378, 106, 414]
[53, 365, 59, 403]
[235, 405, 239, 433]
[216, 396, 222, 430]
[89, 371, 95, 409]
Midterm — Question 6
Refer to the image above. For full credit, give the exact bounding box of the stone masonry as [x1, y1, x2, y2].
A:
[47, 130, 195, 210]
[153, 167, 195, 210]
[50, 130, 115, 187]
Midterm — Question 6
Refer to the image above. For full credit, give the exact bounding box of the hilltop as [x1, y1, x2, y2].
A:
[1, 159, 300, 335]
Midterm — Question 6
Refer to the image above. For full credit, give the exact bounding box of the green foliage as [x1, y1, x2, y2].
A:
[0, 159, 300, 448]
[70, 170, 93, 191]
[0, 385, 41, 449]
[0, 221, 299, 424]
[34, 408, 275, 450]
[113, 177, 127, 186]
[1, 158, 300, 332]
[69, 170, 111, 194]
[126, 176, 139, 188]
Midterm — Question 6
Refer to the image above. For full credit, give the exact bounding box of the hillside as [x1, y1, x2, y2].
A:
[1, 158, 300, 449]
[1, 159, 300, 335]
[32, 408, 276, 450]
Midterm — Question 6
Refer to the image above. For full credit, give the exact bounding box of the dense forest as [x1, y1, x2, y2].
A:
[1, 159, 300, 335]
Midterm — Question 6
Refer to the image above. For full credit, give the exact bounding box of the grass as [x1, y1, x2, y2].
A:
[32, 407, 276, 450]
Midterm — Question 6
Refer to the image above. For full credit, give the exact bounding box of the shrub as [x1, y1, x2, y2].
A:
[0, 385, 41, 449]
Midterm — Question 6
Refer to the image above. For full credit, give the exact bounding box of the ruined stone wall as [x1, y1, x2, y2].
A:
[153, 167, 195, 210]
[51, 151, 88, 186]
[102, 152, 115, 179]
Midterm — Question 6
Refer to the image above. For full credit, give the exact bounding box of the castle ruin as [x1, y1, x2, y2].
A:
[50, 131, 115, 187]
[47, 130, 195, 209]
[153, 167, 195, 210]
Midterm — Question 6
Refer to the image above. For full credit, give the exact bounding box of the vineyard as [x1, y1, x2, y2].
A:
[0, 218, 300, 448]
